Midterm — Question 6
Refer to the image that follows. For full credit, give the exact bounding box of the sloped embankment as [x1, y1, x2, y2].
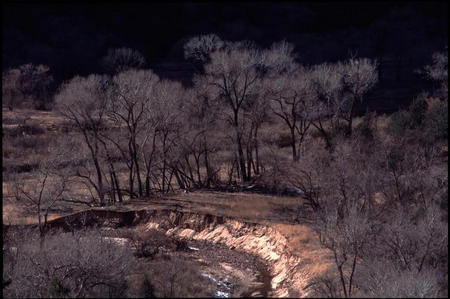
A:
[46, 208, 312, 297]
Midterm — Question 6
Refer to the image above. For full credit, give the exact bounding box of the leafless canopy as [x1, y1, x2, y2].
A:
[102, 47, 146, 74]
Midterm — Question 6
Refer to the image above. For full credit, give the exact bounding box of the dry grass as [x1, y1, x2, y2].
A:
[2, 177, 91, 225]
[164, 191, 303, 222]
[2, 107, 67, 128]
[2, 202, 62, 225]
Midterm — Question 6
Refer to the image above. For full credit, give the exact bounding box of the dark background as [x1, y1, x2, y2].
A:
[2, 1, 448, 112]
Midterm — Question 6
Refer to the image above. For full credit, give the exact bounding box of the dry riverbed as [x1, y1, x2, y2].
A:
[100, 227, 271, 297]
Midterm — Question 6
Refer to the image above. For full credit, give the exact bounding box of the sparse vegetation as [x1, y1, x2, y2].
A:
[2, 17, 447, 298]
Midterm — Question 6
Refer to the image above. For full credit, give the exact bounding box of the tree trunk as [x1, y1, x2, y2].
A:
[237, 138, 247, 182]
[112, 169, 122, 203]
[174, 169, 185, 190]
[129, 162, 134, 199]
[290, 126, 298, 161]
[254, 127, 260, 175]
[203, 136, 211, 188]
[162, 137, 167, 193]
[145, 172, 151, 199]
[134, 154, 143, 198]
[347, 96, 358, 136]
[348, 248, 358, 297]
[131, 137, 143, 198]
[246, 142, 252, 181]
[233, 109, 248, 182]
[194, 153, 202, 187]
[313, 120, 332, 151]
[93, 158, 105, 206]
[109, 171, 116, 203]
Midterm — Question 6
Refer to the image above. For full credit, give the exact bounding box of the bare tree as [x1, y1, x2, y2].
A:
[309, 57, 378, 142]
[2, 64, 54, 110]
[261, 40, 298, 76]
[341, 57, 378, 135]
[2, 68, 22, 111]
[245, 86, 270, 176]
[201, 42, 261, 181]
[183, 33, 224, 64]
[4, 229, 134, 298]
[55, 75, 110, 206]
[267, 67, 316, 161]
[316, 203, 372, 298]
[422, 50, 448, 99]
[310, 62, 345, 148]
[174, 75, 221, 189]
[11, 144, 70, 239]
[357, 258, 442, 298]
[105, 69, 159, 199]
[151, 79, 185, 193]
[102, 47, 146, 74]
[200, 39, 296, 181]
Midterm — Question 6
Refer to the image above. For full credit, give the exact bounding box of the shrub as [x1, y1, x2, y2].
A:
[329, 121, 350, 140]
[408, 94, 428, 127]
[6, 124, 46, 137]
[386, 94, 428, 136]
[135, 240, 159, 258]
[4, 229, 135, 298]
[386, 109, 411, 136]
[423, 99, 448, 143]
[354, 112, 377, 140]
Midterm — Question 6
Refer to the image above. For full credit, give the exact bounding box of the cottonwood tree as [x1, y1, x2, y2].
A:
[199, 39, 297, 181]
[261, 40, 298, 76]
[239, 41, 297, 177]
[267, 67, 316, 161]
[105, 69, 159, 199]
[174, 75, 221, 189]
[341, 57, 378, 135]
[183, 33, 224, 64]
[151, 80, 185, 193]
[244, 86, 270, 176]
[2, 64, 54, 110]
[55, 74, 110, 206]
[2, 68, 22, 111]
[310, 62, 345, 148]
[102, 47, 146, 74]
[139, 114, 163, 198]
[310, 57, 378, 141]
[422, 50, 448, 100]
[201, 41, 262, 181]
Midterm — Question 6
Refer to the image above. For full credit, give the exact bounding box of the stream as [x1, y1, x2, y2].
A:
[183, 239, 273, 297]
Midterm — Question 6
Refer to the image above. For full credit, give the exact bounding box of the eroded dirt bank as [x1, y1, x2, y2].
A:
[39, 208, 318, 297]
